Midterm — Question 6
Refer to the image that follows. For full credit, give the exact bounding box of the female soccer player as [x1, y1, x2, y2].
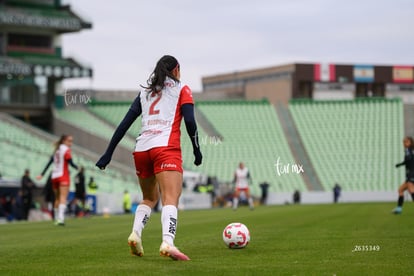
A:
[96, 55, 202, 261]
[392, 136, 414, 214]
[37, 135, 78, 225]
[232, 162, 254, 210]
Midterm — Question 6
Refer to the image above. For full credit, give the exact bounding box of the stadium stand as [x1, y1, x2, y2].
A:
[52, 97, 405, 195]
[182, 100, 308, 194]
[54, 108, 136, 150]
[0, 113, 137, 193]
[88, 102, 141, 139]
[276, 103, 323, 191]
[289, 98, 405, 192]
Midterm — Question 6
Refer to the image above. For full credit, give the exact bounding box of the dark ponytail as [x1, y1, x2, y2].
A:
[142, 55, 179, 92]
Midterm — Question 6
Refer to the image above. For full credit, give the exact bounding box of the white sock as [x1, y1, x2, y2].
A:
[233, 198, 239, 209]
[161, 205, 177, 246]
[58, 204, 66, 222]
[248, 197, 254, 208]
[132, 204, 152, 237]
[54, 208, 58, 221]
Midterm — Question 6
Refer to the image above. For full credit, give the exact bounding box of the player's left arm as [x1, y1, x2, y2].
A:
[247, 171, 253, 186]
[182, 104, 202, 166]
[396, 158, 407, 168]
[396, 150, 414, 167]
[37, 155, 53, 180]
[181, 85, 202, 166]
[68, 159, 78, 170]
[65, 150, 78, 170]
[395, 162, 404, 168]
[96, 95, 142, 170]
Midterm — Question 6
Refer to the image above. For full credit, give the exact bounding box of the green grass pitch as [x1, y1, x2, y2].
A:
[1, 202, 413, 275]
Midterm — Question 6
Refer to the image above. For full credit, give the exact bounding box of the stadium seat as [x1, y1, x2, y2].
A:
[182, 100, 308, 195]
[88, 103, 141, 139]
[0, 119, 137, 193]
[289, 98, 404, 191]
[55, 108, 136, 149]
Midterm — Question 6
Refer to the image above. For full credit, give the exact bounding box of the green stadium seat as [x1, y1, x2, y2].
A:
[55, 108, 136, 149]
[0, 119, 137, 193]
[182, 100, 307, 195]
[88, 103, 141, 139]
[289, 98, 404, 192]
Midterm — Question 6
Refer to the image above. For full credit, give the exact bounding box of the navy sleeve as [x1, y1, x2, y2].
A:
[96, 95, 142, 169]
[40, 156, 54, 176]
[68, 159, 78, 170]
[182, 104, 200, 152]
[182, 103, 202, 166]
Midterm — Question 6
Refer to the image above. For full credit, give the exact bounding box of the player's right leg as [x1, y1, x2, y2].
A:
[245, 189, 254, 210]
[56, 184, 69, 225]
[128, 152, 159, 257]
[407, 180, 414, 202]
[52, 180, 59, 223]
[128, 175, 159, 257]
[156, 170, 190, 261]
[53, 189, 59, 222]
[233, 189, 240, 210]
[159, 240, 190, 261]
[392, 182, 408, 214]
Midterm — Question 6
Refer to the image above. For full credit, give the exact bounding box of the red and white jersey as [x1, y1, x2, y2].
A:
[52, 144, 71, 180]
[135, 77, 193, 152]
[235, 167, 250, 189]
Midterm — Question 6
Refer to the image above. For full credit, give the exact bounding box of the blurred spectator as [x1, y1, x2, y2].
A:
[87, 177, 98, 194]
[259, 182, 270, 205]
[11, 190, 24, 220]
[21, 169, 36, 220]
[1, 195, 12, 219]
[42, 174, 54, 218]
[333, 183, 341, 203]
[210, 176, 220, 205]
[293, 190, 301, 204]
[73, 167, 86, 216]
[123, 190, 131, 214]
[0, 196, 4, 217]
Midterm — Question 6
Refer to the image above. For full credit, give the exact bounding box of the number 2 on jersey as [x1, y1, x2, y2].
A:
[149, 92, 161, 115]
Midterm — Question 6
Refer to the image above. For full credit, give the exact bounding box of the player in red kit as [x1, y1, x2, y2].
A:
[232, 162, 254, 210]
[96, 55, 202, 261]
[37, 135, 78, 225]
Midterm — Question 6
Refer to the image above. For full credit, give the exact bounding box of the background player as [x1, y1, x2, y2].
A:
[96, 55, 202, 261]
[232, 162, 254, 210]
[37, 135, 78, 225]
[392, 136, 414, 214]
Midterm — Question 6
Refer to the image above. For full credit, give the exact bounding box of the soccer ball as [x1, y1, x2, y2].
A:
[222, 222, 250, 249]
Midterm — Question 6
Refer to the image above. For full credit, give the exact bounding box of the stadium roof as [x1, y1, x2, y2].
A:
[0, 4, 92, 32]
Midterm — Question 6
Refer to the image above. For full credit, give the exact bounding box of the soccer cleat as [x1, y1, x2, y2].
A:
[54, 220, 65, 226]
[128, 232, 144, 257]
[392, 206, 402, 214]
[159, 241, 190, 261]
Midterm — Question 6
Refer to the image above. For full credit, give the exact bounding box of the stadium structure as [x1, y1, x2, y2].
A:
[202, 63, 414, 105]
[1, 1, 414, 218]
[0, 0, 92, 128]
